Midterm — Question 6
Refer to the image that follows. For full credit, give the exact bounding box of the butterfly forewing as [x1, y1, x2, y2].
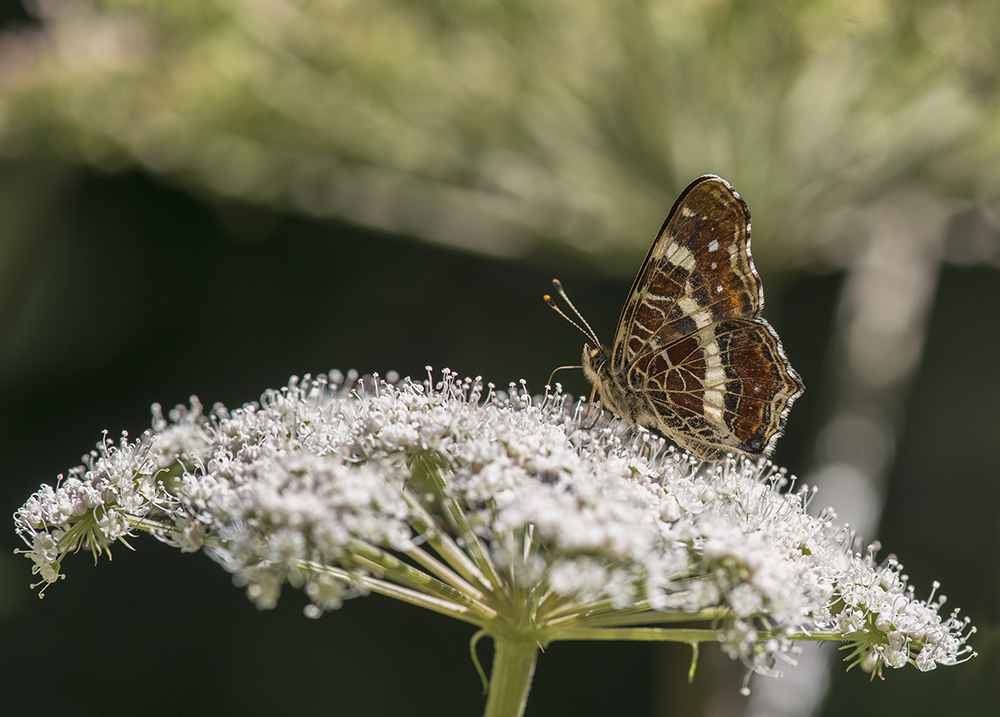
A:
[578, 174, 804, 461]
[613, 178, 763, 371]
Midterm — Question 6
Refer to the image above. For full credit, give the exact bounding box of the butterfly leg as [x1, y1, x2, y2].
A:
[582, 384, 602, 429]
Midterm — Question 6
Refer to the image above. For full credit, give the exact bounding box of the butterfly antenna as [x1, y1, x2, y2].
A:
[544, 279, 602, 346]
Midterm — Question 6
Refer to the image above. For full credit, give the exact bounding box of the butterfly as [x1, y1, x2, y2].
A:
[545, 175, 805, 461]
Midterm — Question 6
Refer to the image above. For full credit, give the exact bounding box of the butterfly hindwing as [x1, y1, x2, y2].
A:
[644, 319, 801, 458]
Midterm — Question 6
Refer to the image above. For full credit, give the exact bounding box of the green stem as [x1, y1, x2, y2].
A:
[553, 606, 731, 628]
[787, 631, 856, 642]
[551, 627, 723, 642]
[482, 635, 538, 717]
[552, 626, 851, 644]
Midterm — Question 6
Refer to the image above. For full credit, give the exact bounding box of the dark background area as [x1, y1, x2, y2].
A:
[0, 166, 995, 716]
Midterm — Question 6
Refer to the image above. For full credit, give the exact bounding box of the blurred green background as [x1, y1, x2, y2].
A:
[0, 1, 996, 715]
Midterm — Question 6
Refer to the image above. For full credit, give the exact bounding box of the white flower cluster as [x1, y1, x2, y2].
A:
[835, 553, 974, 674]
[13, 369, 975, 680]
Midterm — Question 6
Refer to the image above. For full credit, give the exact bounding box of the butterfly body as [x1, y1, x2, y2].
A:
[581, 341, 644, 424]
[560, 175, 804, 461]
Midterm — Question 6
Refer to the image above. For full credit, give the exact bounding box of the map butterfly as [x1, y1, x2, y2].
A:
[546, 175, 805, 460]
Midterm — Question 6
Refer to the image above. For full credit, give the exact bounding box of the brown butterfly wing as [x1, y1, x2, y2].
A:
[611, 175, 804, 458]
[629, 319, 804, 458]
[612, 176, 761, 368]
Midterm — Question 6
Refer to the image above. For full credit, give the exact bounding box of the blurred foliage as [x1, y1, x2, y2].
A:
[2, 0, 1000, 271]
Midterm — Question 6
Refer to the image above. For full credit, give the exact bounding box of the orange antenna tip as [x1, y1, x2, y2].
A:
[543, 279, 601, 346]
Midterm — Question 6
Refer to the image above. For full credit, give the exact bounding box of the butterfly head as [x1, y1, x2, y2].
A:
[581, 342, 613, 388]
[582, 343, 608, 373]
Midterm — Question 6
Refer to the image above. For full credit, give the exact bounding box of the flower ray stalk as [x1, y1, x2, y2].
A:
[400, 543, 487, 602]
[415, 452, 511, 606]
[341, 540, 496, 619]
[401, 486, 493, 594]
[294, 559, 486, 625]
[14, 368, 976, 716]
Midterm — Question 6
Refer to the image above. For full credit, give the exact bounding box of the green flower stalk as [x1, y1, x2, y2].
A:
[13, 369, 975, 715]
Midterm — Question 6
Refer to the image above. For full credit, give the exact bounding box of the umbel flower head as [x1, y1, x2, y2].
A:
[14, 369, 975, 715]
